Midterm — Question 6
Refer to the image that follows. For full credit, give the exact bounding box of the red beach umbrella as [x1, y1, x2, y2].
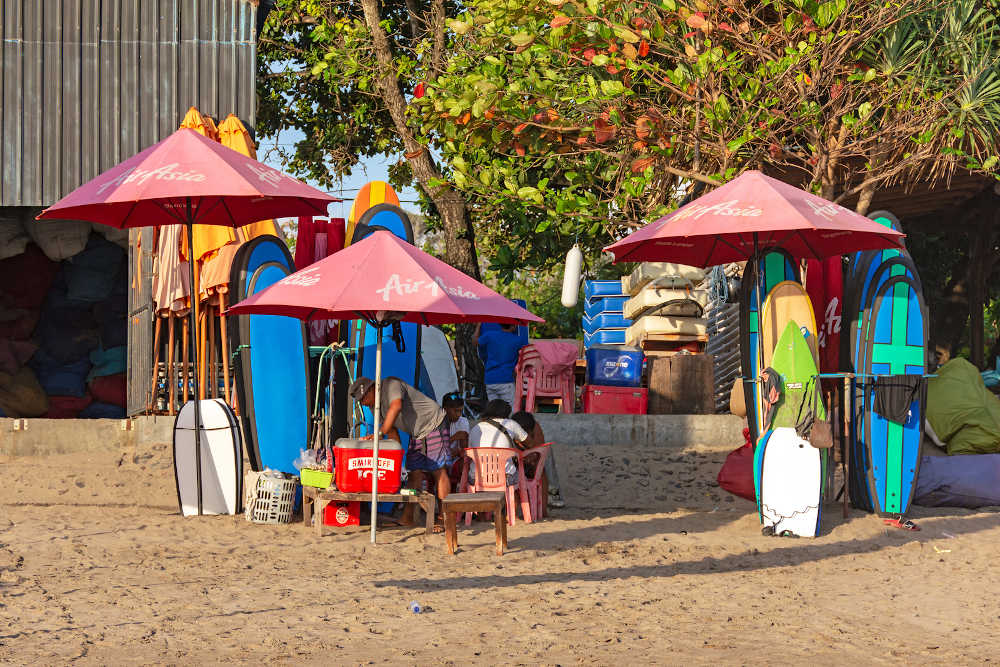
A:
[227, 230, 542, 542]
[603, 170, 905, 266]
[37, 128, 338, 516]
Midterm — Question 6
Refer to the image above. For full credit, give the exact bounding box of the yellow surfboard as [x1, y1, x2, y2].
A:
[345, 181, 401, 244]
[759, 280, 819, 369]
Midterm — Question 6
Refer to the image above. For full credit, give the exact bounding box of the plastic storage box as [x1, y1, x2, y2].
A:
[584, 329, 627, 348]
[584, 280, 626, 300]
[583, 312, 634, 335]
[300, 468, 334, 489]
[585, 345, 644, 387]
[584, 295, 628, 319]
[582, 385, 649, 414]
[334, 438, 404, 494]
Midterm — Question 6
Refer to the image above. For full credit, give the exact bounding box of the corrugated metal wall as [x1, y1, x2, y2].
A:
[127, 227, 154, 416]
[0, 0, 259, 207]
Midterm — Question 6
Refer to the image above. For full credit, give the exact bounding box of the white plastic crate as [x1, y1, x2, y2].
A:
[244, 471, 298, 524]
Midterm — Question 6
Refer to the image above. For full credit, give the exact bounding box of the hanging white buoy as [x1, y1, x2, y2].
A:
[561, 244, 583, 307]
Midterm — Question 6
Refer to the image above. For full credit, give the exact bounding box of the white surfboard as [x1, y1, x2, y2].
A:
[173, 399, 242, 516]
[759, 427, 822, 537]
[419, 325, 459, 402]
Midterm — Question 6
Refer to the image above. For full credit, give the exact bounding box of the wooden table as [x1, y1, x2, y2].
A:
[440, 492, 507, 556]
[301, 486, 437, 536]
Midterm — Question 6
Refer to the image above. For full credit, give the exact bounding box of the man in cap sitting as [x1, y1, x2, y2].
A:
[349, 376, 456, 528]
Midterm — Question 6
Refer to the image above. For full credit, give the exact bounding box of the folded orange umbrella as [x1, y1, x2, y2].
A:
[218, 114, 279, 242]
[179, 107, 236, 262]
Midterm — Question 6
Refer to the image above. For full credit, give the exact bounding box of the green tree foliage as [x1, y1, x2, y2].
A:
[416, 0, 1000, 279]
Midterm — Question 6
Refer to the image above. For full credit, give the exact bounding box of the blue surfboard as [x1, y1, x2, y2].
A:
[350, 205, 422, 445]
[861, 275, 927, 515]
[229, 236, 310, 474]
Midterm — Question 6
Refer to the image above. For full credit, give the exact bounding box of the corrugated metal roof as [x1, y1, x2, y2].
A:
[0, 0, 259, 207]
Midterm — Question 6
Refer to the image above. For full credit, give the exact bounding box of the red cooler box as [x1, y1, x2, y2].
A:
[324, 501, 361, 527]
[334, 438, 404, 493]
[582, 384, 648, 414]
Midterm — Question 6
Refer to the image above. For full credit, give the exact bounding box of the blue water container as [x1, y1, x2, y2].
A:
[584, 329, 628, 348]
[584, 280, 625, 301]
[586, 345, 644, 387]
[584, 296, 628, 319]
[582, 312, 633, 335]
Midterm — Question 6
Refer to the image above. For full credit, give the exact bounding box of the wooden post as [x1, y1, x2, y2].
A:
[842, 376, 850, 519]
[167, 315, 176, 416]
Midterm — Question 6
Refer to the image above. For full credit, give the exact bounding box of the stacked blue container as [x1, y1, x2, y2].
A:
[582, 280, 632, 348]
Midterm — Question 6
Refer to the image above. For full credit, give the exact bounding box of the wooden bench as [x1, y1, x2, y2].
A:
[440, 492, 507, 556]
[301, 486, 437, 536]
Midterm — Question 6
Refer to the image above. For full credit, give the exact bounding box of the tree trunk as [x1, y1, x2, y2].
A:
[359, 0, 484, 396]
[854, 181, 876, 216]
[359, 0, 480, 281]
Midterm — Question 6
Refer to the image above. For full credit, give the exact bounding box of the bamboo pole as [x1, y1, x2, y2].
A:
[207, 304, 217, 399]
[167, 315, 176, 416]
[219, 292, 231, 405]
[149, 316, 162, 412]
[182, 317, 190, 404]
[198, 301, 207, 400]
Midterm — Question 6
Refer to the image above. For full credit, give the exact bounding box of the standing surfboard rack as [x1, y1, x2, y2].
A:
[308, 343, 357, 454]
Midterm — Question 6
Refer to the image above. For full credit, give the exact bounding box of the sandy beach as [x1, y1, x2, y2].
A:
[2, 439, 999, 665]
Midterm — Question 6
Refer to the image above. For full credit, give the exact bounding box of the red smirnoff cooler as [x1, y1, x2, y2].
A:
[334, 438, 404, 493]
[582, 384, 648, 415]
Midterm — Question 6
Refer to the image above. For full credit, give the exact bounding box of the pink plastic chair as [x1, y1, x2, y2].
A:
[517, 443, 551, 521]
[515, 347, 575, 413]
[457, 447, 531, 526]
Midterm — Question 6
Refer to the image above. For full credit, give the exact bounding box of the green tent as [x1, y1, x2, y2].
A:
[926, 358, 1000, 455]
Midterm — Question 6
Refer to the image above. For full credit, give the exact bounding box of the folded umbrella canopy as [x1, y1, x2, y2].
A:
[178, 107, 236, 264]
[228, 230, 543, 543]
[217, 113, 280, 242]
[37, 127, 338, 516]
[604, 170, 905, 266]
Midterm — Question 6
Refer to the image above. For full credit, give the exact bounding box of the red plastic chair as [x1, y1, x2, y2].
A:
[517, 443, 551, 521]
[457, 447, 531, 526]
[515, 347, 575, 413]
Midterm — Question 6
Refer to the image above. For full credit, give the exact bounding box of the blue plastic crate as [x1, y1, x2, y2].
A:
[583, 312, 633, 335]
[584, 329, 628, 348]
[584, 280, 625, 301]
[584, 296, 628, 319]
[585, 345, 644, 387]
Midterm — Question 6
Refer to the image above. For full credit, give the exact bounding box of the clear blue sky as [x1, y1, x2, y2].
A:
[259, 127, 421, 222]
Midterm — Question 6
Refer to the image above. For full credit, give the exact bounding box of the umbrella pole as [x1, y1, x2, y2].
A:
[186, 211, 204, 517]
[753, 232, 763, 439]
[370, 325, 383, 545]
